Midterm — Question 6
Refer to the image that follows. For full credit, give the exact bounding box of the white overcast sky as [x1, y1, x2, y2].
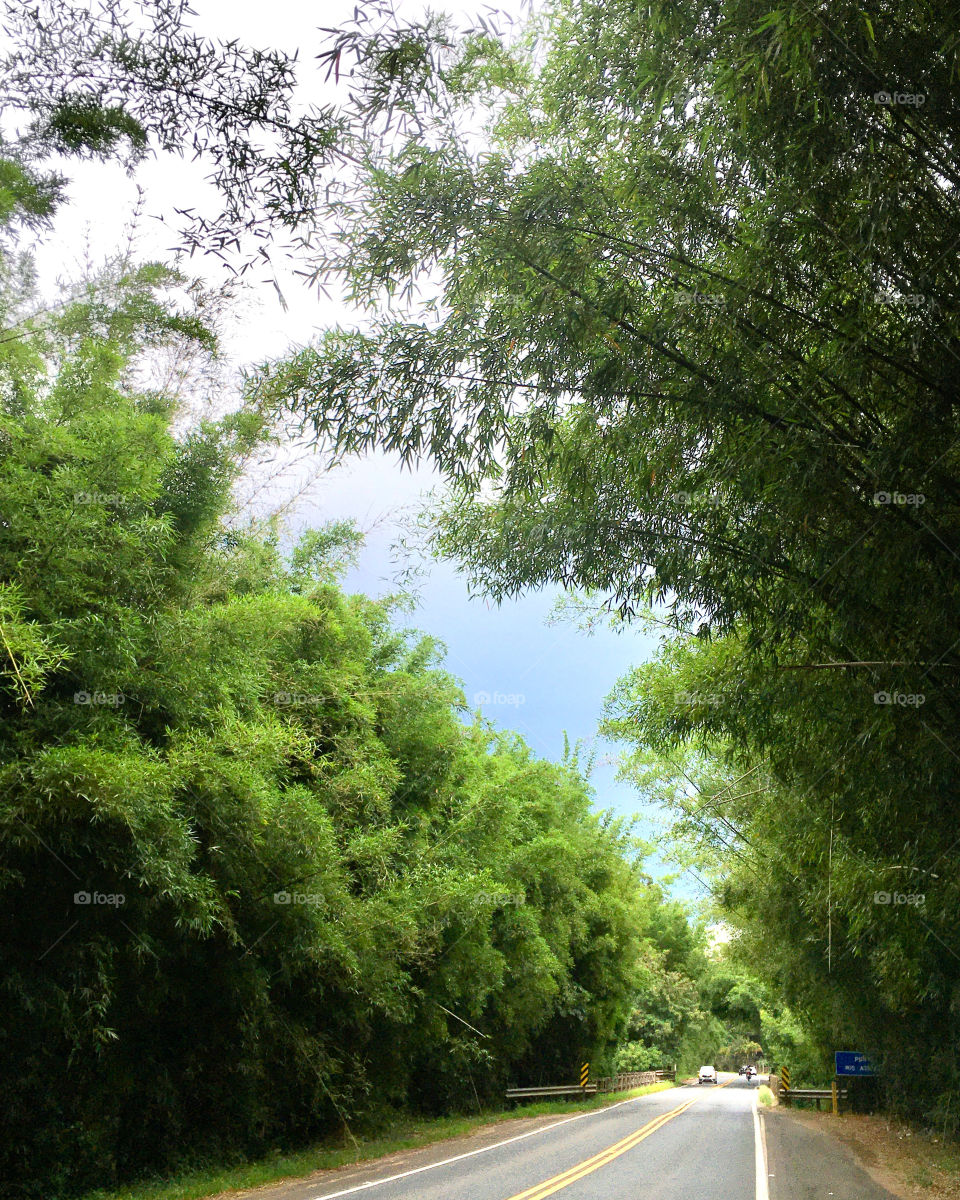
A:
[30, 0, 526, 544]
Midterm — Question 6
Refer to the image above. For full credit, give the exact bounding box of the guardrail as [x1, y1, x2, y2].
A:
[505, 1084, 599, 1099]
[594, 1068, 676, 1092]
[506, 1067, 676, 1102]
[780, 1084, 848, 1112]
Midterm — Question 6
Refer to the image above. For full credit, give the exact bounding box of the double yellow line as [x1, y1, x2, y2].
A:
[505, 1081, 731, 1200]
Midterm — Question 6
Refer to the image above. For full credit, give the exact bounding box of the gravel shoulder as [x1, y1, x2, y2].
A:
[766, 1107, 960, 1200]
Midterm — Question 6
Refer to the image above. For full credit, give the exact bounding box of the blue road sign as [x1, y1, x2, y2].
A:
[835, 1051, 876, 1076]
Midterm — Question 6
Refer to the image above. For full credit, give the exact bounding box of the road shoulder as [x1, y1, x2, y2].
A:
[765, 1108, 960, 1200]
[763, 1105, 903, 1200]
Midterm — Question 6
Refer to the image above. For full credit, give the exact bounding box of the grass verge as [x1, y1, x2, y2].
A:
[903, 1133, 960, 1198]
[83, 1081, 676, 1200]
[757, 1085, 775, 1107]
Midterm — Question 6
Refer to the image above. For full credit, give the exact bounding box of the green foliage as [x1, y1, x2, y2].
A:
[602, 628, 960, 1117]
[615, 1042, 662, 1072]
[0, 0, 385, 265]
[0, 158, 62, 230]
[256, 0, 960, 1132]
[5, 0, 955, 1172]
[41, 97, 148, 158]
[0, 263, 647, 1197]
[612, 887, 782, 1076]
[760, 1008, 830, 1086]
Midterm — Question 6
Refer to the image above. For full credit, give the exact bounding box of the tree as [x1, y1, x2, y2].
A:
[0, 251, 650, 1194]
[0, 0, 445, 274]
[601, 629, 960, 1121]
[251, 0, 960, 1128]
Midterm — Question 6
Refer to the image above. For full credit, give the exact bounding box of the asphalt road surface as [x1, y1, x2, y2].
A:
[236, 1074, 900, 1200]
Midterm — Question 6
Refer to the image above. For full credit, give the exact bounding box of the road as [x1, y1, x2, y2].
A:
[236, 1075, 901, 1200]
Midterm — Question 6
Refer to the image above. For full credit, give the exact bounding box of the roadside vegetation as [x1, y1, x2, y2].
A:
[0, 0, 956, 1194]
[0, 245, 667, 1194]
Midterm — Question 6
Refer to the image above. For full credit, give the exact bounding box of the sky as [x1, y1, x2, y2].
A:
[23, 0, 691, 891]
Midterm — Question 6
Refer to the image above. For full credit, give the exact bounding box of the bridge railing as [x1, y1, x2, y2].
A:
[593, 1068, 676, 1092]
[506, 1067, 676, 1102]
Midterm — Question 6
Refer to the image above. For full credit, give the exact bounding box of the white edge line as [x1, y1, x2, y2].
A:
[754, 1091, 770, 1200]
[310, 1087, 683, 1200]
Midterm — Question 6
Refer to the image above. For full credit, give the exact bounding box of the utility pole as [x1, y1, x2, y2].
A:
[827, 798, 834, 973]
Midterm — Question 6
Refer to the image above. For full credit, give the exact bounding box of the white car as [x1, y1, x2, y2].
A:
[698, 1065, 718, 1084]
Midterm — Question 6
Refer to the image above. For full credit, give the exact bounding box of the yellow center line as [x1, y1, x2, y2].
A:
[504, 1079, 733, 1200]
[505, 1105, 696, 1200]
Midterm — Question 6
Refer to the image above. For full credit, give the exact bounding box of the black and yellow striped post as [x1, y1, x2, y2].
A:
[580, 1062, 589, 1090]
[780, 1065, 791, 1105]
